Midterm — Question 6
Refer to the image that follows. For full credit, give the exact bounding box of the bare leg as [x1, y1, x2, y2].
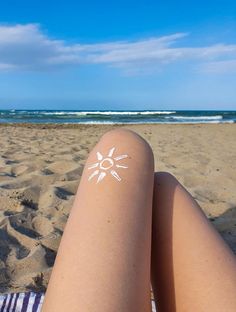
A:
[151, 172, 236, 312]
[42, 129, 154, 312]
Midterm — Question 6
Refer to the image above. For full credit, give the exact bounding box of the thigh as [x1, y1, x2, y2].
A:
[42, 129, 154, 312]
[151, 172, 236, 312]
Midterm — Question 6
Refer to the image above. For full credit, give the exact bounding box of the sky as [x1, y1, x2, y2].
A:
[0, 0, 236, 110]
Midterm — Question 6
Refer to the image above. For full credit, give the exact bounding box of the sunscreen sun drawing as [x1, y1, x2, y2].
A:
[87, 147, 128, 183]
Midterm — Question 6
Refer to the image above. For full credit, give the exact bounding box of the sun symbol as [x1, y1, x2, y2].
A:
[87, 147, 128, 183]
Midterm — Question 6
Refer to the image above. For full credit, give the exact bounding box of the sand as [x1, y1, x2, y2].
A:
[0, 123, 235, 294]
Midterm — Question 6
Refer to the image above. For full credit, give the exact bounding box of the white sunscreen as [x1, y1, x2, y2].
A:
[87, 147, 128, 183]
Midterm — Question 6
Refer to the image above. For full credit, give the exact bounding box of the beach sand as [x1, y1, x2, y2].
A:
[0, 123, 235, 294]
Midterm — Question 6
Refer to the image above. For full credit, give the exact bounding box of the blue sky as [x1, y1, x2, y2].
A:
[0, 0, 236, 110]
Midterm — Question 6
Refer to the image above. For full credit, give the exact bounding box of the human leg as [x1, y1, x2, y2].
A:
[151, 172, 236, 312]
[42, 129, 154, 312]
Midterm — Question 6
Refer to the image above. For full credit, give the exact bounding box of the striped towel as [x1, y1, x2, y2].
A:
[0, 291, 157, 311]
[0, 292, 44, 312]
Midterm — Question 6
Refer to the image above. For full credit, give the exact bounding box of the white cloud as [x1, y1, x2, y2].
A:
[201, 59, 236, 73]
[0, 23, 236, 74]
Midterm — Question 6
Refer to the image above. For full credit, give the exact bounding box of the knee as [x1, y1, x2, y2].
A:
[101, 128, 153, 157]
[154, 172, 179, 188]
[101, 128, 151, 149]
[89, 128, 154, 168]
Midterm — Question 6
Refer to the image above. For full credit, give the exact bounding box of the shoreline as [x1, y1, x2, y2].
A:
[0, 122, 235, 129]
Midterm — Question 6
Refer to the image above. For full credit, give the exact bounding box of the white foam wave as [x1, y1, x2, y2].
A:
[65, 120, 234, 125]
[133, 111, 176, 115]
[170, 115, 223, 120]
[38, 110, 176, 116]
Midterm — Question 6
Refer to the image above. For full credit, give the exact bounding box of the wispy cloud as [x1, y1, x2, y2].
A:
[201, 59, 236, 73]
[0, 23, 236, 74]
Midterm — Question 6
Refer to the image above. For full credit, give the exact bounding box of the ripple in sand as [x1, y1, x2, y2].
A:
[0, 179, 33, 190]
[11, 165, 30, 176]
[32, 216, 54, 236]
[0, 226, 30, 261]
[16, 186, 41, 210]
[44, 160, 80, 174]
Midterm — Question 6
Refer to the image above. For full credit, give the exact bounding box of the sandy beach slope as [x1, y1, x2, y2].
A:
[0, 124, 235, 293]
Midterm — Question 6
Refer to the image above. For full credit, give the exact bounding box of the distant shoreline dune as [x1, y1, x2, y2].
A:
[0, 123, 235, 293]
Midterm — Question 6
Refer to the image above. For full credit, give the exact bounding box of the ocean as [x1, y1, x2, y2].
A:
[0, 110, 236, 124]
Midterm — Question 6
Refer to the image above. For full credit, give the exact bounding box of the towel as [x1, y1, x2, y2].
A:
[0, 291, 157, 311]
[0, 292, 44, 312]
